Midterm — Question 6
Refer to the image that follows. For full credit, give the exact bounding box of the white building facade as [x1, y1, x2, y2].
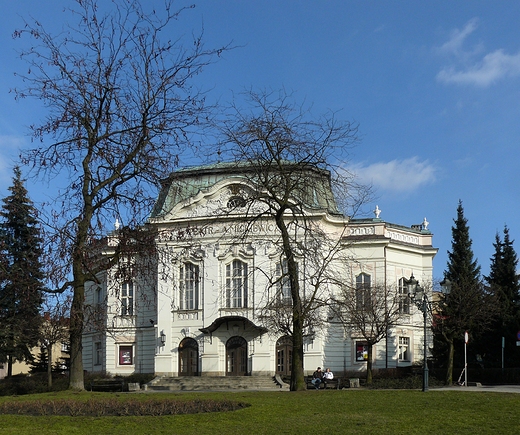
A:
[83, 164, 437, 377]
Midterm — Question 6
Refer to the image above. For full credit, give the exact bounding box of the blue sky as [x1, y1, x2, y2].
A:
[1, 1, 519, 281]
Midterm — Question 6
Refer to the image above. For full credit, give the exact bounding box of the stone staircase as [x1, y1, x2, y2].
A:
[146, 375, 288, 391]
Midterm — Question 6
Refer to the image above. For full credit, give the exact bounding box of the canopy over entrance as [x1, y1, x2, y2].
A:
[199, 315, 268, 336]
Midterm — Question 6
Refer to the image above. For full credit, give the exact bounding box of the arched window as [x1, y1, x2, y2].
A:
[355, 273, 371, 310]
[226, 260, 248, 308]
[180, 262, 199, 310]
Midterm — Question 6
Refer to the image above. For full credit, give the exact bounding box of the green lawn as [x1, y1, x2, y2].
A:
[0, 389, 517, 434]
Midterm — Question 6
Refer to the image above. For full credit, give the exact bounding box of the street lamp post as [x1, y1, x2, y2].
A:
[408, 275, 429, 392]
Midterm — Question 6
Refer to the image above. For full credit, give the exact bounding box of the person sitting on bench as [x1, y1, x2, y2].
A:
[311, 367, 323, 390]
[322, 368, 334, 388]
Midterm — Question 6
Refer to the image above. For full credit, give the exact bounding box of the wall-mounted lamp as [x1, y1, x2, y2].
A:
[160, 330, 166, 346]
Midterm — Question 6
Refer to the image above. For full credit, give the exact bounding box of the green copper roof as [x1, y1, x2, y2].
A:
[150, 161, 341, 218]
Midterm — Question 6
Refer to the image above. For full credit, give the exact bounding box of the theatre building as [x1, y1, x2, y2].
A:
[82, 163, 437, 378]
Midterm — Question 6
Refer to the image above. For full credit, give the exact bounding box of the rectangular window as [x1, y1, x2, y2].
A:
[355, 341, 369, 361]
[356, 273, 371, 310]
[398, 278, 410, 314]
[121, 281, 134, 316]
[226, 260, 248, 308]
[276, 260, 296, 303]
[399, 337, 410, 361]
[119, 345, 133, 365]
[180, 263, 199, 310]
[94, 342, 102, 365]
[95, 286, 103, 305]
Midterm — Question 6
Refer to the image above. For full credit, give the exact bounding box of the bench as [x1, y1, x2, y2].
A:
[89, 379, 125, 392]
[306, 376, 341, 390]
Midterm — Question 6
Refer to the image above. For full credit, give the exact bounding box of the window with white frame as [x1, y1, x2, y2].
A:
[398, 336, 410, 361]
[398, 278, 410, 314]
[121, 281, 134, 316]
[276, 259, 297, 303]
[180, 262, 199, 310]
[226, 260, 248, 308]
[94, 342, 102, 365]
[356, 273, 371, 310]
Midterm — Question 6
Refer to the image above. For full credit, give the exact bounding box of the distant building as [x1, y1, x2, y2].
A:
[83, 163, 437, 377]
[0, 315, 70, 379]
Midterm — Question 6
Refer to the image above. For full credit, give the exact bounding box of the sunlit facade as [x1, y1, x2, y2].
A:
[83, 163, 437, 377]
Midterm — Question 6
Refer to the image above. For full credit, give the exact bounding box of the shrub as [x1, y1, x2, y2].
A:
[0, 398, 250, 416]
[0, 373, 68, 396]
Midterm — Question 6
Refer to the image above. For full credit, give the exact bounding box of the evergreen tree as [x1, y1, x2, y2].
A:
[0, 167, 44, 376]
[29, 346, 48, 374]
[480, 226, 520, 367]
[433, 201, 493, 385]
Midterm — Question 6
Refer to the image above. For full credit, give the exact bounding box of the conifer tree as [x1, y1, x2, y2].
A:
[433, 201, 492, 385]
[481, 226, 520, 367]
[0, 167, 44, 376]
[29, 347, 49, 374]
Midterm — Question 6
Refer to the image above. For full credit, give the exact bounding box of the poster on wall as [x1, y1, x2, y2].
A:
[356, 342, 368, 361]
[119, 346, 133, 365]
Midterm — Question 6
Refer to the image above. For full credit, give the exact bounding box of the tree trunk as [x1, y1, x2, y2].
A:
[366, 344, 374, 384]
[291, 313, 306, 391]
[7, 355, 13, 378]
[445, 338, 454, 385]
[275, 208, 306, 391]
[67, 200, 92, 390]
[68, 260, 85, 390]
[47, 344, 53, 388]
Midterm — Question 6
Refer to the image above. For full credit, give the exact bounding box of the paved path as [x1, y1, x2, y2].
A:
[432, 384, 520, 393]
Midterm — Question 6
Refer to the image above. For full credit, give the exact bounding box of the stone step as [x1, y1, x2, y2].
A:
[146, 376, 288, 391]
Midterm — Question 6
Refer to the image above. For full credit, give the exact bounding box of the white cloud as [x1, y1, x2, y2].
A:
[436, 18, 520, 87]
[351, 157, 436, 193]
[438, 18, 479, 55]
[437, 49, 520, 87]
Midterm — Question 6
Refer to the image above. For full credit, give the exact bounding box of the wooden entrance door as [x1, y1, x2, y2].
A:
[226, 336, 247, 376]
[276, 336, 293, 376]
[178, 338, 198, 376]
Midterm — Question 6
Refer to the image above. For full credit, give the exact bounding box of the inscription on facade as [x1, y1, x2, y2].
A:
[158, 222, 277, 242]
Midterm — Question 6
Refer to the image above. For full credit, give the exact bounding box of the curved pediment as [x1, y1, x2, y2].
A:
[153, 177, 262, 223]
[149, 162, 344, 224]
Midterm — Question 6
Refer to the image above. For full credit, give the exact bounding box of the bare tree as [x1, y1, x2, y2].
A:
[13, 0, 229, 389]
[257, 230, 348, 342]
[217, 89, 370, 391]
[333, 282, 403, 384]
[40, 295, 71, 388]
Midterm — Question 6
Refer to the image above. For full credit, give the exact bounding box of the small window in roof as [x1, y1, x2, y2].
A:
[227, 196, 246, 209]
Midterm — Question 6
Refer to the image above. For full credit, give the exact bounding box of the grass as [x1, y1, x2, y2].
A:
[0, 388, 518, 434]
